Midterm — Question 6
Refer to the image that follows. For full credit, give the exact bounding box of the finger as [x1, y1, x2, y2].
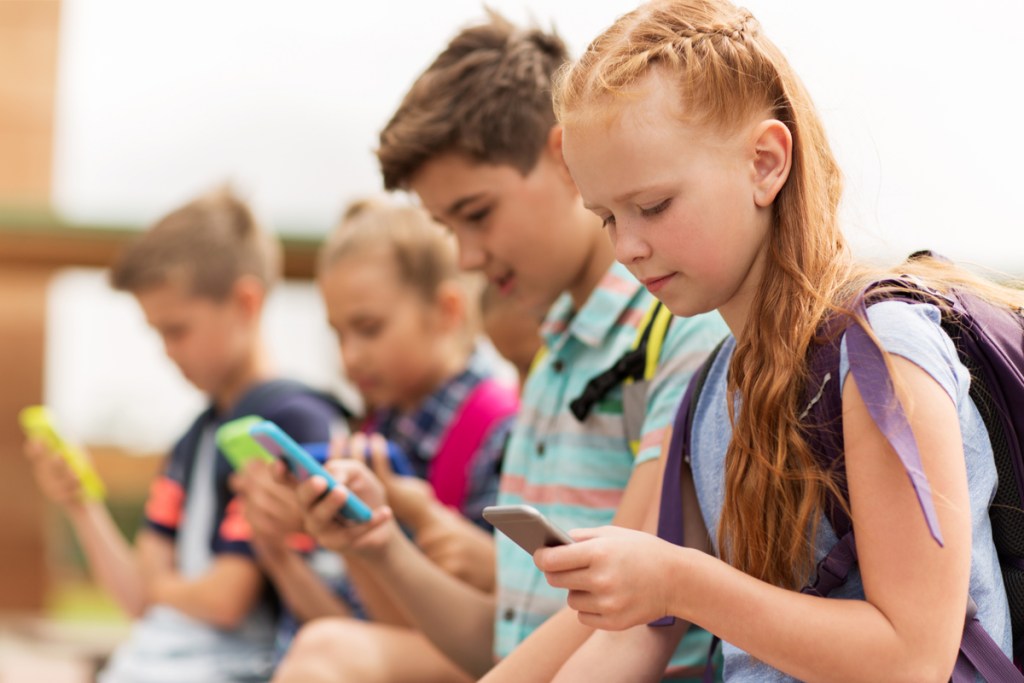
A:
[24, 439, 51, 462]
[306, 484, 354, 530]
[327, 434, 347, 462]
[346, 433, 369, 464]
[366, 434, 394, 480]
[295, 475, 331, 509]
[323, 457, 371, 488]
[270, 458, 293, 485]
[541, 565, 598, 593]
[533, 542, 594, 573]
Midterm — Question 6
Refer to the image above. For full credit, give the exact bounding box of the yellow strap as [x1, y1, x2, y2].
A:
[527, 345, 548, 379]
[643, 303, 674, 381]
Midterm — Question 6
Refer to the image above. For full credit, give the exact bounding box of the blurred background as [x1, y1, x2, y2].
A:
[1, 0, 1022, 678]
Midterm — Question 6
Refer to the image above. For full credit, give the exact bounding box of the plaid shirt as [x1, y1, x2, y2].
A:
[369, 347, 511, 527]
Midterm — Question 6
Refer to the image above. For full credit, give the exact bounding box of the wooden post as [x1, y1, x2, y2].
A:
[0, 0, 62, 611]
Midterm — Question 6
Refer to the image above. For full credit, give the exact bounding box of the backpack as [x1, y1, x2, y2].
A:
[657, 253, 1024, 682]
[428, 377, 519, 511]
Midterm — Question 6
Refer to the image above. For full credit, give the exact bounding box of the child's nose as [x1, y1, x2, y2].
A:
[611, 220, 650, 264]
[456, 236, 487, 271]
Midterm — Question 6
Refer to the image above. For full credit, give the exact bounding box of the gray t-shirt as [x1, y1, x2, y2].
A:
[689, 300, 1011, 681]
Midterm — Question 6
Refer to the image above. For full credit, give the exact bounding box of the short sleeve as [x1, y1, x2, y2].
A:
[635, 311, 729, 465]
[839, 300, 966, 407]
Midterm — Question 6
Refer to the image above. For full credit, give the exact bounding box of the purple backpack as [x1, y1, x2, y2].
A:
[657, 254, 1024, 681]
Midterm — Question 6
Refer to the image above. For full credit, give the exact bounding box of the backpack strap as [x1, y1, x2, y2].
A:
[844, 294, 945, 545]
[650, 338, 726, 628]
[429, 378, 519, 510]
[953, 599, 1024, 682]
[568, 300, 672, 426]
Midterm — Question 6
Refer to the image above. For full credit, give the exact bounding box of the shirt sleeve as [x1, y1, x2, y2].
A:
[143, 464, 185, 539]
[838, 300, 966, 407]
[635, 311, 730, 465]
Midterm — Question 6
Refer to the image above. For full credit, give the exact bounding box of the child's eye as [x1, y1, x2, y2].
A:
[601, 215, 616, 229]
[640, 198, 672, 217]
[356, 323, 383, 338]
[465, 206, 492, 224]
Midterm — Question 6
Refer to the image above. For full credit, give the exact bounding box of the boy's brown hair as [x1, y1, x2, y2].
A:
[110, 187, 281, 300]
[377, 9, 568, 190]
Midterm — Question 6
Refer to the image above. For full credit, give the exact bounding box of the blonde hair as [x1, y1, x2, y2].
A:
[319, 199, 461, 303]
[110, 186, 280, 300]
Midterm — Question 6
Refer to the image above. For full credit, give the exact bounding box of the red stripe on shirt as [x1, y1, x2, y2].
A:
[219, 498, 252, 542]
[145, 476, 184, 529]
[499, 474, 625, 509]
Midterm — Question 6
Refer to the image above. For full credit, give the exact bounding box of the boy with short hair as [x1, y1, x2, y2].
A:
[25, 188, 344, 683]
[278, 11, 727, 683]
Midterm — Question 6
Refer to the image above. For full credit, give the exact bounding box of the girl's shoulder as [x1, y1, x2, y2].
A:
[843, 299, 965, 405]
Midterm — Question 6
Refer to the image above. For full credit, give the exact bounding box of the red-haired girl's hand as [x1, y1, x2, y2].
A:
[293, 457, 395, 558]
[534, 525, 682, 631]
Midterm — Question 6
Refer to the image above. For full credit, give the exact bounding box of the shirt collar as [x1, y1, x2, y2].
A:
[540, 261, 642, 350]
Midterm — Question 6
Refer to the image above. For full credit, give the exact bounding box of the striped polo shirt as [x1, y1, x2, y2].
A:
[494, 261, 729, 676]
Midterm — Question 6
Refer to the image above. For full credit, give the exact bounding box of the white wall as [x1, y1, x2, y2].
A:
[42, 1, 1024, 451]
[44, 270, 355, 452]
[52, 0, 1024, 271]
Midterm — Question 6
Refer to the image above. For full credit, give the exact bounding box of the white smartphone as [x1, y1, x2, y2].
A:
[483, 504, 574, 555]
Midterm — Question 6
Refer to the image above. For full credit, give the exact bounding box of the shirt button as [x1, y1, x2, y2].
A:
[552, 359, 564, 373]
[503, 608, 516, 621]
[536, 441, 545, 456]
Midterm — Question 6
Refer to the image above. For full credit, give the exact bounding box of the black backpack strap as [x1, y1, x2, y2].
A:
[569, 301, 670, 422]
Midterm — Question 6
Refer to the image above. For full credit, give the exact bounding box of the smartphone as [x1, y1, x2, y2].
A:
[18, 405, 106, 501]
[216, 415, 275, 471]
[482, 504, 574, 555]
[249, 420, 373, 524]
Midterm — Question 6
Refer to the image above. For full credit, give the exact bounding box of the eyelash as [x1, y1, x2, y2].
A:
[600, 198, 671, 229]
[641, 198, 672, 217]
[465, 206, 491, 224]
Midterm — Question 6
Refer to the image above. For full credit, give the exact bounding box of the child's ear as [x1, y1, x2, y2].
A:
[433, 280, 467, 333]
[544, 125, 576, 188]
[750, 119, 793, 208]
[230, 275, 266, 321]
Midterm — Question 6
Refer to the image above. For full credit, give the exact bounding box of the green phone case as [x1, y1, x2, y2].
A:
[216, 415, 275, 471]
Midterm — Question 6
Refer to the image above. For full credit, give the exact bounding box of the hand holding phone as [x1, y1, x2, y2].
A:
[19, 406, 106, 501]
[482, 504, 574, 555]
[249, 420, 373, 524]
